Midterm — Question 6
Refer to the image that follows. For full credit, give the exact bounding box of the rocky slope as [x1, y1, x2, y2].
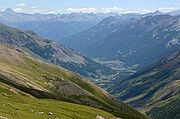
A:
[62, 14, 180, 68]
[0, 23, 115, 78]
[60, 14, 141, 51]
[0, 81, 117, 119]
[0, 44, 147, 119]
[109, 51, 180, 119]
[85, 15, 180, 67]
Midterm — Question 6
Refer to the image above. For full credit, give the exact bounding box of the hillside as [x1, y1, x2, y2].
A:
[0, 44, 147, 119]
[86, 15, 180, 66]
[109, 51, 180, 119]
[0, 82, 116, 119]
[62, 14, 180, 68]
[0, 23, 115, 79]
[60, 14, 140, 51]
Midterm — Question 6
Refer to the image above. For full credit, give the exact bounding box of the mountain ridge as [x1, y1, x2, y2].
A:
[0, 44, 147, 119]
[109, 50, 180, 119]
[0, 23, 115, 79]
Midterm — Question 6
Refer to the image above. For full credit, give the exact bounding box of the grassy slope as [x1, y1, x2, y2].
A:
[110, 51, 180, 119]
[0, 82, 116, 119]
[0, 44, 147, 119]
[0, 22, 116, 79]
[146, 96, 180, 119]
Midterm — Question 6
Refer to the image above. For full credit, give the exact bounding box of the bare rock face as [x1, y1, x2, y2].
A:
[96, 115, 105, 119]
[0, 23, 115, 78]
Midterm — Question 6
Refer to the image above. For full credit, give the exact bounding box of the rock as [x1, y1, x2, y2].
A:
[61, 77, 64, 81]
[2, 93, 7, 96]
[38, 112, 44, 115]
[96, 115, 105, 119]
[7, 103, 11, 106]
[0, 116, 9, 119]
[48, 112, 53, 115]
[30, 109, 34, 112]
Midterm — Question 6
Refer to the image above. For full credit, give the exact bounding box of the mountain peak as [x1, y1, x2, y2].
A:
[4, 8, 15, 13]
[153, 10, 162, 14]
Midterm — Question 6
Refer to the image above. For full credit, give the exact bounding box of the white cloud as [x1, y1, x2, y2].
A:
[16, 3, 26, 7]
[64, 7, 153, 14]
[46, 10, 57, 14]
[65, 7, 125, 13]
[13, 8, 22, 12]
[66, 8, 97, 13]
[13, 6, 180, 14]
[158, 7, 179, 12]
[31, 6, 37, 9]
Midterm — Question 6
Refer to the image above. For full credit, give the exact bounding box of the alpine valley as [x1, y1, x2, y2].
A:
[0, 22, 146, 119]
[0, 7, 180, 119]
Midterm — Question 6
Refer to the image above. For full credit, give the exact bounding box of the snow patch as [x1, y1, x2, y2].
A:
[166, 38, 180, 48]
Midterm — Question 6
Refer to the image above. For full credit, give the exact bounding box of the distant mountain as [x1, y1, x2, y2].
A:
[57, 12, 104, 22]
[60, 14, 141, 51]
[109, 51, 180, 119]
[0, 44, 147, 119]
[169, 10, 180, 16]
[0, 23, 115, 78]
[142, 10, 163, 17]
[0, 8, 115, 41]
[13, 20, 96, 41]
[62, 14, 180, 67]
[0, 8, 57, 23]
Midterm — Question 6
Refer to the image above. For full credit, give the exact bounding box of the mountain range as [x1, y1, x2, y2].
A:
[62, 14, 180, 68]
[1, 9, 179, 70]
[0, 22, 147, 119]
[109, 51, 180, 119]
[0, 23, 116, 79]
[0, 8, 118, 41]
[0, 8, 180, 119]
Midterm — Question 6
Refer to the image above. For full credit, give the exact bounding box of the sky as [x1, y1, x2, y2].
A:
[0, 0, 180, 14]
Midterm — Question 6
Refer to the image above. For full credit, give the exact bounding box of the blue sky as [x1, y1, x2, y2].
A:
[0, 0, 180, 14]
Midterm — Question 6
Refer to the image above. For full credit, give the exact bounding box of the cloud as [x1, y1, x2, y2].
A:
[66, 8, 97, 13]
[13, 8, 22, 12]
[65, 7, 125, 13]
[158, 7, 179, 12]
[64, 7, 153, 14]
[12, 6, 180, 14]
[31, 6, 37, 9]
[46, 10, 57, 14]
[16, 3, 26, 7]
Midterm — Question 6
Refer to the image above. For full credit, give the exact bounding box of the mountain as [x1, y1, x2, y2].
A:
[0, 8, 57, 23]
[0, 8, 113, 41]
[0, 44, 147, 119]
[169, 10, 180, 16]
[60, 14, 141, 51]
[142, 10, 163, 17]
[0, 23, 115, 79]
[57, 12, 104, 22]
[109, 51, 180, 119]
[13, 20, 96, 42]
[62, 14, 180, 68]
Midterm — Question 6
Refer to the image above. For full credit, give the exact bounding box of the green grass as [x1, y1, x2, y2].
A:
[0, 45, 147, 119]
[146, 97, 180, 119]
[0, 82, 115, 119]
